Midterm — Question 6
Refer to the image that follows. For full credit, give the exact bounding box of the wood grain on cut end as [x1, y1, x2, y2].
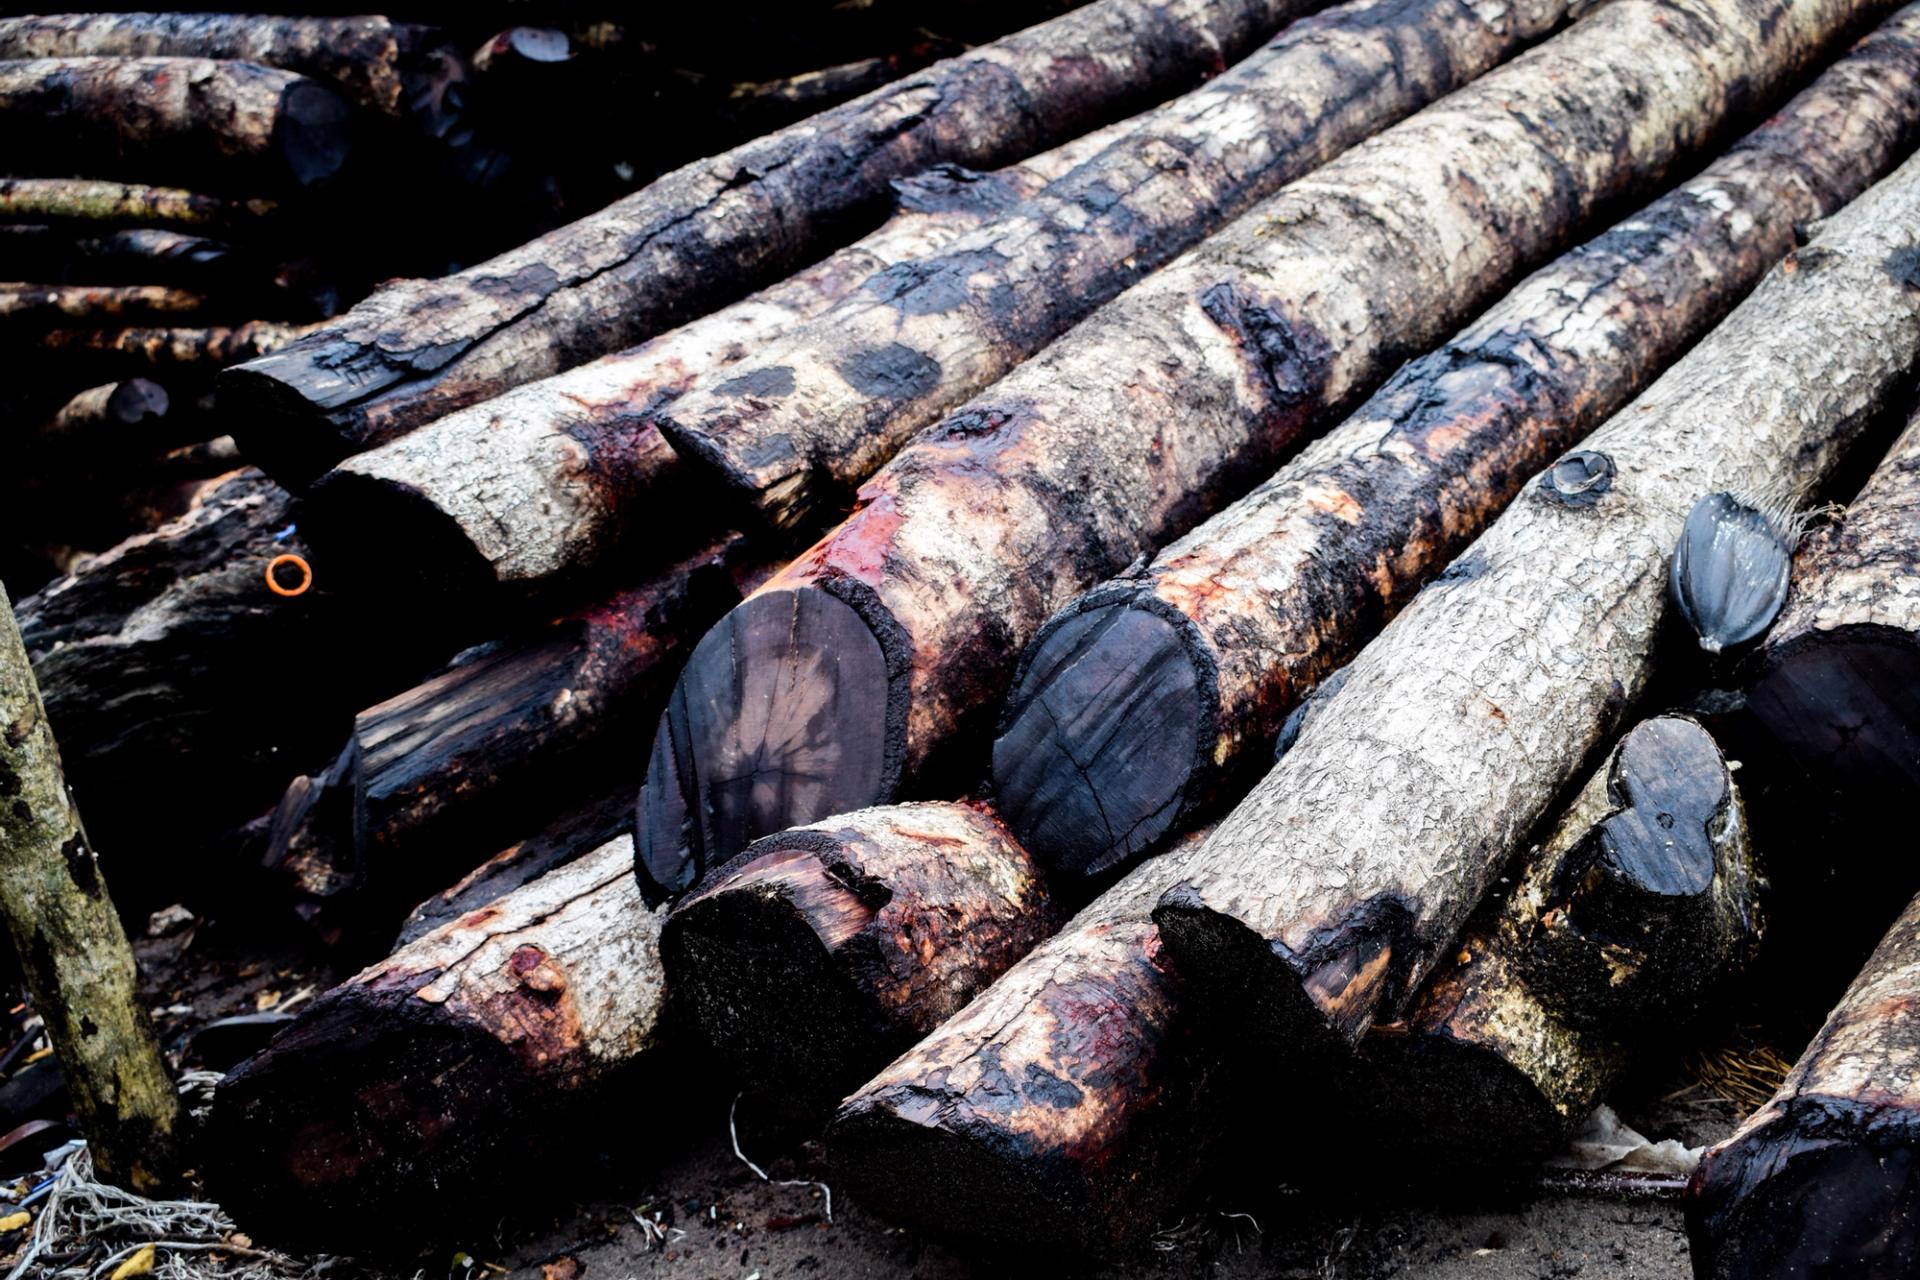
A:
[638, 587, 894, 901]
[993, 598, 1206, 876]
[274, 77, 355, 189]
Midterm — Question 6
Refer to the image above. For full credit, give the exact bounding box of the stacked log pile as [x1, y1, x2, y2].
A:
[9, 0, 1920, 1273]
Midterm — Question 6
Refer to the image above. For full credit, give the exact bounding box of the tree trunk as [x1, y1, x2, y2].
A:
[653, 0, 1582, 540]
[0, 226, 240, 287]
[217, 0, 1314, 486]
[1743, 400, 1920, 861]
[0, 13, 459, 119]
[829, 825, 1217, 1254]
[206, 834, 666, 1254]
[36, 320, 313, 382]
[0, 57, 355, 191]
[29, 379, 172, 454]
[1361, 715, 1759, 1167]
[308, 127, 1125, 596]
[0, 178, 277, 230]
[266, 532, 771, 952]
[989, 8, 1920, 877]
[1687, 889, 1920, 1278]
[636, 0, 1877, 898]
[663, 801, 1054, 1111]
[0, 582, 185, 1193]
[0, 282, 212, 327]
[1148, 151, 1920, 1070]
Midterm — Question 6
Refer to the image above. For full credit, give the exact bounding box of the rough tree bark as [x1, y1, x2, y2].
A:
[1742, 401, 1920, 857]
[1686, 890, 1920, 1278]
[654, 0, 1580, 538]
[0, 583, 185, 1193]
[989, 9, 1920, 876]
[207, 835, 666, 1254]
[266, 532, 771, 951]
[637, 0, 1876, 898]
[0, 57, 355, 191]
[36, 320, 313, 382]
[0, 178, 276, 230]
[0, 283, 211, 327]
[1148, 149, 1920, 1069]
[663, 802, 1054, 1110]
[308, 125, 1128, 595]
[0, 13, 461, 119]
[218, 0, 1315, 485]
[1361, 716, 1759, 1167]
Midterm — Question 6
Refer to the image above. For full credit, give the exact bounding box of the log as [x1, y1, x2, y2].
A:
[1360, 715, 1759, 1168]
[36, 320, 313, 382]
[1743, 402, 1920, 859]
[989, 8, 1920, 877]
[637, 0, 1874, 898]
[29, 379, 172, 454]
[829, 825, 1219, 1253]
[0, 13, 460, 119]
[1686, 890, 1920, 1278]
[266, 532, 770, 951]
[1147, 150, 1920, 1069]
[0, 226, 240, 287]
[662, 801, 1054, 1110]
[218, 0, 1314, 485]
[206, 834, 666, 1254]
[0, 582, 184, 1193]
[654, 0, 1582, 539]
[469, 25, 571, 79]
[0, 57, 355, 191]
[0, 282, 211, 327]
[0, 178, 276, 231]
[310, 123, 1129, 595]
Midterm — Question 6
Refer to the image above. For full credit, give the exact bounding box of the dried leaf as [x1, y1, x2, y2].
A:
[110, 1243, 157, 1280]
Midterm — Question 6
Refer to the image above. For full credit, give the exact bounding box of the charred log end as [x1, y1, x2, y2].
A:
[1359, 1027, 1568, 1171]
[108, 377, 169, 425]
[274, 81, 355, 190]
[1686, 1100, 1920, 1279]
[829, 1095, 1113, 1254]
[205, 996, 524, 1254]
[219, 363, 352, 489]
[305, 467, 498, 601]
[1746, 626, 1920, 836]
[662, 843, 881, 1108]
[636, 587, 893, 903]
[992, 600, 1206, 878]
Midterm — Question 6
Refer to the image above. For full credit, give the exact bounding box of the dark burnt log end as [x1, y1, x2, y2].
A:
[0, 57, 354, 193]
[1745, 403, 1920, 868]
[1148, 108, 1920, 1060]
[637, 584, 897, 902]
[656, 0, 1897, 883]
[270, 532, 766, 949]
[828, 826, 1221, 1254]
[0, 178, 277, 231]
[310, 143, 1113, 594]
[662, 801, 1053, 1110]
[1358, 716, 1758, 1170]
[1687, 892, 1920, 1280]
[991, 5, 1920, 879]
[206, 836, 666, 1255]
[217, 0, 1311, 485]
[0, 14, 459, 120]
[651, 0, 1581, 539]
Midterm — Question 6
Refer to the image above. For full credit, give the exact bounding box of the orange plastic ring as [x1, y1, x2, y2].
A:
[265, 553, 312, 598]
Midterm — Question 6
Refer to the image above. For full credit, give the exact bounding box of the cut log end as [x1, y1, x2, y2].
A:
[273, 80, 354, 189]
[1747, 627, 1920, 806]
[304, 468, 497, 600]
[217, 363, 347, 486]
[992, 600, 1204, 877]
[637, 587, 892, 901]
[1358, 1027, 1568, 1170]
[106, 377, 169, 426]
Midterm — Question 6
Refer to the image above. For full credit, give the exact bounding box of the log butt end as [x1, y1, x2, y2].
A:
[992, 598, 1206, 877]
[1359, 1028, 1569, 1171]
[219, 362, 350, 489]
[637, 586, 894, 901]
[306, 466, 499, 601]
[274, 80, 355, 189]
[1686, 1099, 1920, 1279]
[107, 377, 170, 425]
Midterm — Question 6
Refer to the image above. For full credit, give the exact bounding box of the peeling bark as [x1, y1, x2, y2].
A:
[1687, 890, 1920, 1278]
[219, 0, 1313, 485]
[1362, 716, 1759, 1167]
[0, 57, 354, 191]
[991, 9, 1920, 876]
[207, 835, 667, 1254]
[639, 0, 1876, 896]
[0, 582, 185, 1193]
[1149, 149, 1920, 1067]
[663, 801, 1054, 1110]
[656, 0, 1582, 538]
[310, 127, 1125, 595]
[0, 178, 276, 230]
